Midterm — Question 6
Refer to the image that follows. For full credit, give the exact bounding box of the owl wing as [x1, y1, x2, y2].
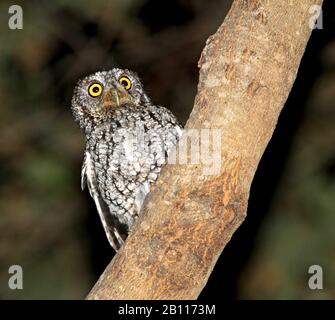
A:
[81, 151, 125, 251]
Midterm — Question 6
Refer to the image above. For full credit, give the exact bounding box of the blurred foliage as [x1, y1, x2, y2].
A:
[240, 45, 335, 299]
[0, 0, 334, 299]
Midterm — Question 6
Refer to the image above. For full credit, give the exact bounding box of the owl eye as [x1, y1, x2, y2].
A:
[88, 82, 103, 97]
[119, 76, 132, 90]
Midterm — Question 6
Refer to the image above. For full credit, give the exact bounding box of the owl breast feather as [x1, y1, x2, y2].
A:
[87, 106, 182, 231]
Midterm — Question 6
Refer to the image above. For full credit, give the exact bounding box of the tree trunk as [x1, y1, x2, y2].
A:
[87, 0, 323, 299]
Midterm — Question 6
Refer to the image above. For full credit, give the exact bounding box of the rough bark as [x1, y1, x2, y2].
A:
[87, 0, 323, 299]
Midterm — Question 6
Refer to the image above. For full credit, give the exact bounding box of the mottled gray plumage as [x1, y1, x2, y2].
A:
[71, 68, 182, 251]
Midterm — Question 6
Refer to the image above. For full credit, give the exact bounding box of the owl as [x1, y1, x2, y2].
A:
[71, 68, 182, 251]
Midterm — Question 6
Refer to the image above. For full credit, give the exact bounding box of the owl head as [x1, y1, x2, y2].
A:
[71, 68, 151, 129]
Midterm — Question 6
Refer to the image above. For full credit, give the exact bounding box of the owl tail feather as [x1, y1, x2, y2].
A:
[82, 151, 127, 252]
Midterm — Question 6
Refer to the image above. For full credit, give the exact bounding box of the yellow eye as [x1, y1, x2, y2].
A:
[88, 82, 103, 97]
[119, 76, 132, 90]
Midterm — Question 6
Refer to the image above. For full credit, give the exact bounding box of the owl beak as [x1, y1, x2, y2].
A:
[103, 89, 120, 109]
[103, 88, 133, 109]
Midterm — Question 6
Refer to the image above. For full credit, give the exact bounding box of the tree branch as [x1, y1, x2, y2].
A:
[87, 0, 323, 299]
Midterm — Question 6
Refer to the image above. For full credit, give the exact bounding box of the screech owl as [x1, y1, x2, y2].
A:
[71, 68, 182, 251]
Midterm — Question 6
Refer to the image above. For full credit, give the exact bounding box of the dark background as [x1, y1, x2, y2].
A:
[0, 0, 334, 299]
